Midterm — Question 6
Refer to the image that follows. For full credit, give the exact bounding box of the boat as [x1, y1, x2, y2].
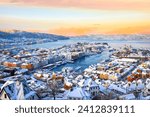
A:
[75, 66, 82, 71]
[55, 61, 62, 66]
[42, 64, 55, 69]
[67, 60, 74, 63]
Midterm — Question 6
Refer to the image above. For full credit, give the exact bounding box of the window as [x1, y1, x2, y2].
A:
[4, 94, 7, 99]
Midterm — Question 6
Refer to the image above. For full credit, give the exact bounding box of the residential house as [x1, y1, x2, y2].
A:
[0, 79, 39, 100]
[67, 87, 90, 100]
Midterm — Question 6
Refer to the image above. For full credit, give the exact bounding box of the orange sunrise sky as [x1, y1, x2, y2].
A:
[0, 0, 150, 36]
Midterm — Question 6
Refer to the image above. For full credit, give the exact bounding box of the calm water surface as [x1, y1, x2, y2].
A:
[28, 38, 150, 49]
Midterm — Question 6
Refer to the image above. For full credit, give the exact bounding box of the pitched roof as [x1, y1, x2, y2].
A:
[83, 78, 92, 87]
[108, 84, 126, 94]
[68, 87, 90, 99]
[119, 93, 135, 100]
[0, 79, 37, 100]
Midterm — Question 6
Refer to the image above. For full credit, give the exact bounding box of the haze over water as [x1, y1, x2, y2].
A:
[28, 38, 150, 49]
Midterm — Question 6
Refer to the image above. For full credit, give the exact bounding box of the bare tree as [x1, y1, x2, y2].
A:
[133, 81, 140, 99]
[47, 79, 59, 100]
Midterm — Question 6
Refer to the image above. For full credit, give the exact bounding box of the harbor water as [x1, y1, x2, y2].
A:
[28, 38, 150, 72]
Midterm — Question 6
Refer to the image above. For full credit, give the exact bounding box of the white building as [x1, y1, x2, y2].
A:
[67, 87, 90, 100]
[0, 80, 39, 100]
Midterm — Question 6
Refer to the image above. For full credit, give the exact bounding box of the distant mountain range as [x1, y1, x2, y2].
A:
[0, 30, 69, 40]
[71, 34, 150, 41]
[0, 30, 149, 41]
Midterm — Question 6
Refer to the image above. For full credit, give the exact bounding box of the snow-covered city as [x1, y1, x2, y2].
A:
[0, 31, 150, 100]
[1, 1, 150, 117]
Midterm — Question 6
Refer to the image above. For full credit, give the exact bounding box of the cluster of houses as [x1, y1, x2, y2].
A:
[127, 61, 150, 82]
[1, 71, 150, 100]
[0, 42, 107, 80]
[84, 57, 138, 81]
[58, 75, 150, 100]
[113, 45, 150, 59]
[0, 43, 150, 100]
[64, 75, 150, 100]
